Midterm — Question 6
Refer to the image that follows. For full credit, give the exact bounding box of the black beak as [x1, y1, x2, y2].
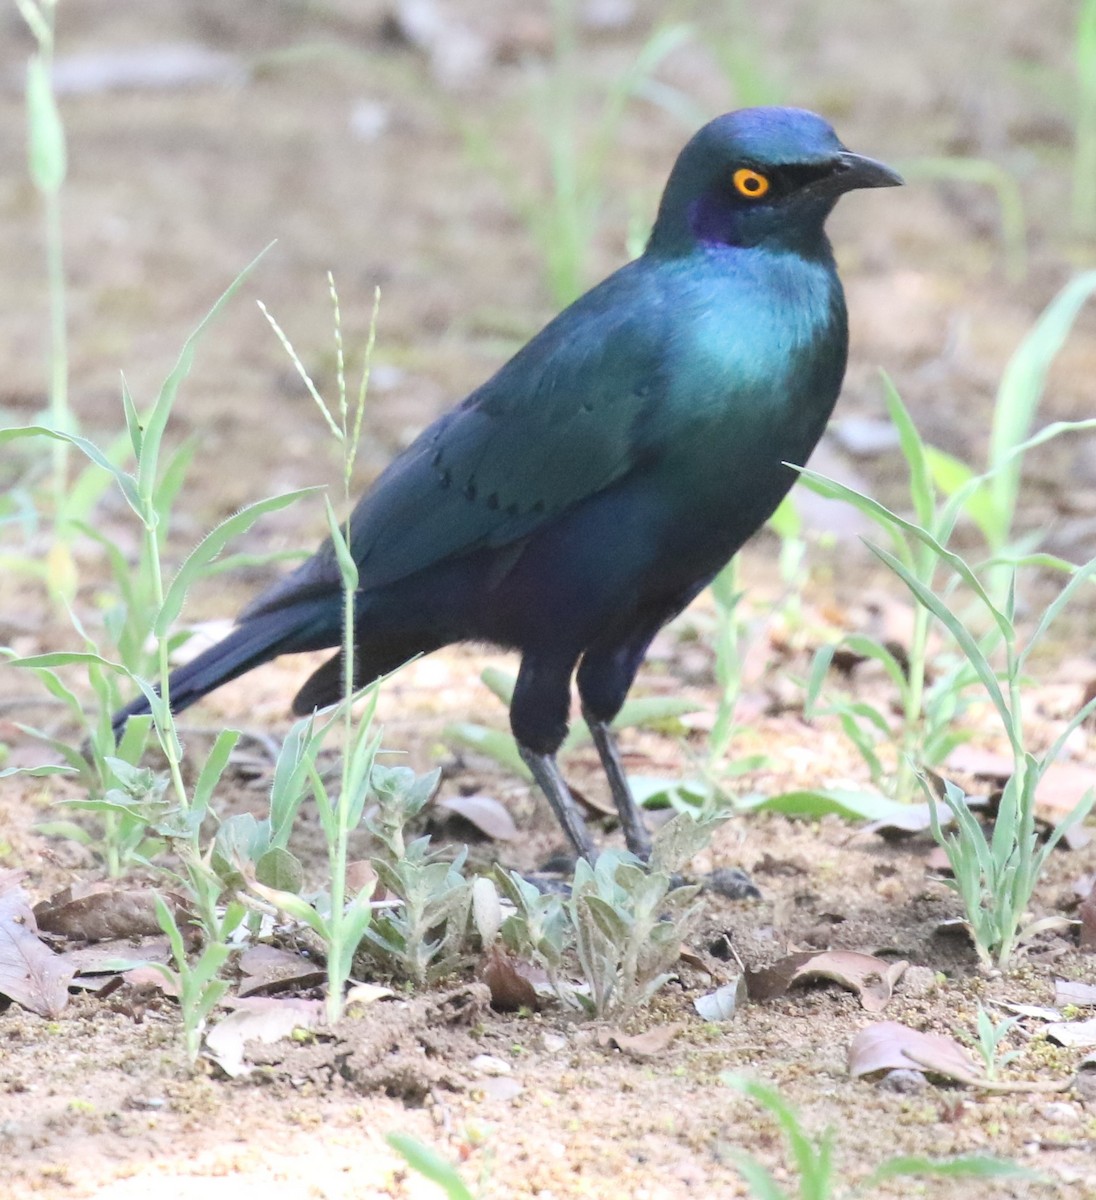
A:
[829, 150, 904, 192]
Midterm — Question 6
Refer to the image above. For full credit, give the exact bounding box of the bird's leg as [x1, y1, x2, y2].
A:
[582, 709, 651, 861]
[517, 745, 598, 863]
[511, 651, 598, 863]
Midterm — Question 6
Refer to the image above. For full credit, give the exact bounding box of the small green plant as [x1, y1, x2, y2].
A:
[152, 892, 242, 1066]
[387, 1133, 477, 1200]
[972, 1006, 1022, 1080]
[803, 381, 980, 803]
[358, 764, 474, 985]
[802, 403, 1096, 964]
[3, 254, 305, 877]
[497, 813, 712, 1017]
[723, 1074, 1036, 1198]
[245, 281, 395, 1022]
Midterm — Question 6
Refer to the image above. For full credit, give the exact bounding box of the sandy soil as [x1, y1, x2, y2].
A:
[2, 2, 1096, 1197]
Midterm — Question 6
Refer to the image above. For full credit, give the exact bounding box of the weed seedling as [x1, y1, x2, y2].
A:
[801, 389, 1096, 965]
[723, 1074, 1036, 1197]
[972, 1007, 1022, 1080]
[359, 764, 474, 986]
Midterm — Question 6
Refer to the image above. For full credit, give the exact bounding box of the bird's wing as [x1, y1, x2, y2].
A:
[239, 265, 668, 618]
[348, 272, 666, 590]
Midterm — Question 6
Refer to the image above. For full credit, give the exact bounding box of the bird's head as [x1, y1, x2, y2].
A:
[648, 107, 902, 258]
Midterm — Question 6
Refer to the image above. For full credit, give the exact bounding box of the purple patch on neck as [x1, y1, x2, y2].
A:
[687, 194, 740, 247]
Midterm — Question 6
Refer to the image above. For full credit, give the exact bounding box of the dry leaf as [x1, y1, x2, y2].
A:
[438, 794, 519, 841]
[945, 746, 1013, 783]
[1000, 1002, 1062, 1022]
[237, 944, 326, 997]
[345, 983, 395, 1008]
[34, 883, 181, 941]
[866, 795, 990, 841]
[64, 937, 171, 973]
[1055, 979, 1096, 1008]
[747, 951, 907, 1012]
[678, 944, 714, 977]
[120, 965, 180, 997]
[1045, 1018, 1096, 1049]
[205, 996, 325, 1077]
[599, 1022, 686, 1059]
[693, 978, 746, 1021]
[848, 1021, 979, 1083]
[480, 944, 540, 1011]
[345, 860, 378, 896]
[0, 886, 74, 1017]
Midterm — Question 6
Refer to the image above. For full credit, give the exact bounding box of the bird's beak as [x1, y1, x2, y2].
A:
[829, 150, 904, 193]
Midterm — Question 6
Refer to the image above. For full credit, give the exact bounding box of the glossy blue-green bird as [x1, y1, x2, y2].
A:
[115, 107, 901, 862]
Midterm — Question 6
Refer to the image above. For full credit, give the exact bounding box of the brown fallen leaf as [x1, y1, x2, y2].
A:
[747, 950, 907, 1013]
[0, 886, 74, 1017]
[120, 964, 180, 998]
[64, 937, 172, 973]
[237, 944, 326, 997]
[437, 793, 519, 841]
[849, 1021, 979, 1083]
[598, 1022, 686, 1060]
[945, 746, 1013, 783]
[345, 860, 378, 897]
[480, 944, 541, 1011]
[205, 996, 325, 1077]
[1035, 763, 1096, 847]
[34, 883, 183, 942]
[850, 1021, 1071, 1093]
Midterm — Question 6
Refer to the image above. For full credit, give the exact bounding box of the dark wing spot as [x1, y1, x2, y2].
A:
[486, 492, 499, 510]
[531, 500, 545, 514]
[464, 481, 477, 501]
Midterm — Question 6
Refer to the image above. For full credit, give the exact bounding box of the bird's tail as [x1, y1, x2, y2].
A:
[111, 599, 339, 737]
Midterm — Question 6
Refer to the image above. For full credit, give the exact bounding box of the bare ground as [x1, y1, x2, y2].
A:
[2, 2, 1096, 1197]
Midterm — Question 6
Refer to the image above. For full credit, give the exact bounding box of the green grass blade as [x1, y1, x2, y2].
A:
[1, 426, 140, 513]
[26, 55, 66, 194]
[881, 374, 935, 529]
[155, 487, 319, 637]
[987, 272, 1096, 546]
[866, 544, 1014, 739]
[137, 244, 274, 500]
[863, 1154, 1038, 1187]
[386, 1134, 476, 1200]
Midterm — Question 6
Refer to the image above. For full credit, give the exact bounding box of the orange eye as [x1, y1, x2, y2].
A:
[732, 168, 770, 199]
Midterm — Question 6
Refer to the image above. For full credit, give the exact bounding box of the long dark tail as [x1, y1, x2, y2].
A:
[111, 600, 340, 737]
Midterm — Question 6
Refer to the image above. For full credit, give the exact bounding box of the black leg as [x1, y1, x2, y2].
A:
[510, 650, 599, 861]
[583, 710, 651, 860]
[517, 745, 598, 863]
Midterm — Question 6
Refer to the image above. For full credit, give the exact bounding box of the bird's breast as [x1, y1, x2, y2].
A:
[649, 250, 848, 545]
